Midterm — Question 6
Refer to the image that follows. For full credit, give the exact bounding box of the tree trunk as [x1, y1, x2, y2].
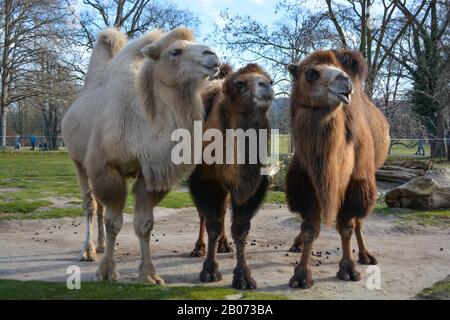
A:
[0, 111, 5, 148]
[430, 140, 446, 158]
[430, 111, 447, 158]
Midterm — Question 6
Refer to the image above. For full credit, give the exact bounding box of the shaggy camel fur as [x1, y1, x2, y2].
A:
[62, 27, 220, 283]
[190, 63, 235, 257]
[188, 64, 274, 289]
[286, 50, 390, 289]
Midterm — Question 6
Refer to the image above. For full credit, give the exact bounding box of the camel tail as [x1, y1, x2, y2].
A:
[84, 28, 127, 87]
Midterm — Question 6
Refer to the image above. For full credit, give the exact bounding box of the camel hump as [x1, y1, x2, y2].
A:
[83, 28, 127, 87]
[96, 27, 128, 58]
[332, 49, 368, 81]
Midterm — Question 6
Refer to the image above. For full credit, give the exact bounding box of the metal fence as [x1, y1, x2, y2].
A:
[1, 136, 65, 149]
[1, 135, 449, 160]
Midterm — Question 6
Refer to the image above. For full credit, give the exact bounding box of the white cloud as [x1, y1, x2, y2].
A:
[249, 0, 266, 5]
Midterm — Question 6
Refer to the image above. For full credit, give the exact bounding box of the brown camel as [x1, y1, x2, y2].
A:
[188, 64, 274, 289]
[190, 63, 234, 257]
[286, 50, 390, 289]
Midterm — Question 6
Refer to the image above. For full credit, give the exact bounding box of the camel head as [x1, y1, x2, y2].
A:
[141, 27, 220, 86]
[288, 50, 359, 110]
[224, 63, 274, 112]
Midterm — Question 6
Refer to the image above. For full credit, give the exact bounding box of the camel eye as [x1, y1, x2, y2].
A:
[305, 68, 320, 82]
[170, 49, 182, 57]
[234, 80, 246, 89]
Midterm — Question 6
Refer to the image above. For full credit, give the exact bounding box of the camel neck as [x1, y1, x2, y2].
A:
[155, 79, 204, 131]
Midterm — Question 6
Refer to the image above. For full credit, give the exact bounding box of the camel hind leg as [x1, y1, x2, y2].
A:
[133, 174, 167, 284]
[190, 215, 206, 257]
[217, 195, 233, 253]
[74, 162, 97, 262]
[190, 213, 233, 257]
[355, 218, 377, 265]
[96, 201, 106, 253]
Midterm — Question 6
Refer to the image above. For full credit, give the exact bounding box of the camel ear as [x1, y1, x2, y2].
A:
[141, 27, 194, 61]
[333, 50, 368, 80]
[288, 64, 300, 79]
[142, 44, 160, 60]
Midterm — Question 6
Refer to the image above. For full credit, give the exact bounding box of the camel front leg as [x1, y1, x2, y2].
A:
[96, 210, 123, 281]
[133, 175, 167, 284]
[230, 176, 268, 290]
[289, 219, 320, 289]
[91, 164, 127, 281]
[200, 206, 226, 283]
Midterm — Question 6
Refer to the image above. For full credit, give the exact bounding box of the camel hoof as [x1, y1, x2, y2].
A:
[96, 244, 105, 253]
[200, 269, 222, 283]
[337, 260, 361, 282]
[79, 247, 97, 262]
[217, 241, 233, 253]
[200, 260, 222, 282]
[289, 266, 313, 289]
[190, 246, 206, 257]
[358, 252, 378, 265]
[288, 245, 302, 253]
[138, 273, 165, 285]
[232, 267, 257, 290]
[95, 259, 119, 281]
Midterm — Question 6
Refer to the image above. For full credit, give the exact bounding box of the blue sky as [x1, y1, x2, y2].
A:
[173, 0, 279, 38]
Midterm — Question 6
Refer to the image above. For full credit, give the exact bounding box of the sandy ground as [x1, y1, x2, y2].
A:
[0, 204, 449, 300]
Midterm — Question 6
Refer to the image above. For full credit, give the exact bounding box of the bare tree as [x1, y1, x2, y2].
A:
[74, 0, 200, 49]
[387, 0, 450, 157]
[212, 1, 339, 96]
[324, 0, 427, 97]
[0, 0, 70, 148]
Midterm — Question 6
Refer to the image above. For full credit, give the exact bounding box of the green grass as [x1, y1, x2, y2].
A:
[265, 191, 286, 204]
[0, 152, 288, 220]
[0, 200, 52, 213]
[374, 203, 450, 227]
[418, 276, 450, 300]
[0, 280, 287, 300]
[277, 134, 292, 155]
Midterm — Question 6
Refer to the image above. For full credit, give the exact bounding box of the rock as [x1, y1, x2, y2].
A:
[376, 168, 424, 184]
[385, 176, 450, 210]
[388, 160, 433, 171]
[376, 161, 432, 184]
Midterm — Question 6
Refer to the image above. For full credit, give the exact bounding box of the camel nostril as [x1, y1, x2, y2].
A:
[336, 74, 350, 83]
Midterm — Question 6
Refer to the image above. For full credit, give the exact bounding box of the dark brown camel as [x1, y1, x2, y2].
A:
[190, 64, 234, 257]
[286, 50, 390, 289]
[188, 64, 274, 289]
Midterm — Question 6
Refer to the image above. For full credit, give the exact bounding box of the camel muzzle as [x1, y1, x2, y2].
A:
[329, 74, 354, 105]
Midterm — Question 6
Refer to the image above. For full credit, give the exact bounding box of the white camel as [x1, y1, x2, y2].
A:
[62, 27, 220, 283]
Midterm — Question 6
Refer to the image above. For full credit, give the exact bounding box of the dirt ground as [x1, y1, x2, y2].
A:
[0, 204, 449, 300]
